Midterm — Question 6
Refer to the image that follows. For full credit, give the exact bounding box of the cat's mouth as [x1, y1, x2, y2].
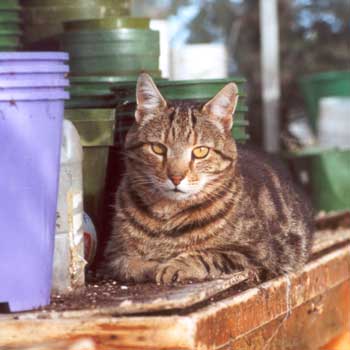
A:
[168, 188, 186, 193]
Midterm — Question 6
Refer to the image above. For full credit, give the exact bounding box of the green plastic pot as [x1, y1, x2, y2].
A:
[114, 106, 249, 146]
[65, 108, 115, 234]
[64, 17, 150, 31]
[66, 85, 117, 109]
[112, 79, 247, 104]
[61, 29, 159, 43]
[25, 0, 130, 8]
[0, 11, 21, 23]
[0, 28, 21, 35]
[0, 35, 21, 46]
[69, 55, 159, 76]
[287, 147, 350, 212]
[62, 41, 160, 57]
[0, 23, 21, 31]
[300, 71, 350, 131]
[112, 78, 249, 144]
[115, 109, 249, 145]
[22, 0, 131, 48]
[0, 45, 19, 51]
[70, 73, 164, 87]
[0, 0, 20, 10]
[23, 7, 129, 24]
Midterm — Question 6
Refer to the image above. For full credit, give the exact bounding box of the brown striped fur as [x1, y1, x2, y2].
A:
[104, 73, 314, 285]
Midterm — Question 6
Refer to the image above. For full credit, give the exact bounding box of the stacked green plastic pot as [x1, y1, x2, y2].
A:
[287, 147, 350, 212]
[112, 78, 250, 145]
[21, 0, 131, 50]
[0, 0, 22, 51]
[63, 17, 162, 111]
[300, 71, 350, 131]
[61, 17, 160, 77]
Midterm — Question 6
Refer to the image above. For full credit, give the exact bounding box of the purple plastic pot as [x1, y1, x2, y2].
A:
[0, 52, 69, 312]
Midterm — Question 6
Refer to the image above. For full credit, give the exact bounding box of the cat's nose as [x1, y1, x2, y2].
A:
[169, 175, 184, 186]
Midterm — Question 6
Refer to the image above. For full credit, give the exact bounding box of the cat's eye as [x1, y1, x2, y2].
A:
[151, 143, 167, 156]
[192, 146, 210, 159]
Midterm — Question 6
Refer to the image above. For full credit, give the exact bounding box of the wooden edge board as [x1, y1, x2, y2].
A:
[0, 244, 349, 350]
[0, 228, 348, 321]
[1, 272, 249, 320]
[312, 228, 350, 254]
[191, 244, 350, 347]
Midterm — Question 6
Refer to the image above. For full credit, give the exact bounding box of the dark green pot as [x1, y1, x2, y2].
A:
[70, 73, 164, 86]
[0, 35, 21, 46]
[0, 0, 20, 10]
[61, 29, 159, 43]
[112, 78, 247, 104]
[112, 78, 249, 144]
[0, 11, 21, 23]
[62, 41, 160, 57]
[64, 17, 150, 31]
[300, 70, 350, 131]
[69, 55, 160, 76]
[25, 0, 130, 7]
[22, 0, 131, 48]
[23, 6, 129, 24]
[0, 28, 21, 35]
[0, 22, 21, 31]
[287, 147, 350, 212]
[66, 86, 116, 109]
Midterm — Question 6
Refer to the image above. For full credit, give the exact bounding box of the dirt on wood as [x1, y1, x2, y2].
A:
[42, 273, 176, 312]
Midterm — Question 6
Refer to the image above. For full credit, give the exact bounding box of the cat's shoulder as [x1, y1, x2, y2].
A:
[236, 144, 292, 184]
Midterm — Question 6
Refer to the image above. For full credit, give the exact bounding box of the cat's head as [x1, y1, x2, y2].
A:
[124, 73, 239, 201]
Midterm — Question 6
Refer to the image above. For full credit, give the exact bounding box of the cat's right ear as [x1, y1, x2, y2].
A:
[135, 73, 167, 123]
[202, 82, 239, 132]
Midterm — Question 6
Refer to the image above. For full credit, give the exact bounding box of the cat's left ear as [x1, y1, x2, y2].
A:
[202, 83, 239, 131]
[135, 73, 167, 123]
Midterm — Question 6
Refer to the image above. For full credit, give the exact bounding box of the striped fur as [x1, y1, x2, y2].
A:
[104, 74, 314, 285]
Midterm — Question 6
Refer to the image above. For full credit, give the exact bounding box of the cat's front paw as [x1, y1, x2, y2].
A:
[155, 262, 187, 285]
[155, 260, 207, 285]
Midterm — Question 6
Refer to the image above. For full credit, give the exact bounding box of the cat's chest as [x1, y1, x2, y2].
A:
[149, 201, 185, 221]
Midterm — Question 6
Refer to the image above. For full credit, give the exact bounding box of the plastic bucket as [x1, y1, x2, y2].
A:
[0, 52, 69, 312]
[300, 70, 350, 131]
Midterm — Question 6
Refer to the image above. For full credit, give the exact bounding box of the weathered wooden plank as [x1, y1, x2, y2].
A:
[0, 244, 349, 350]
[192, 244, 350, 349]
[312, 228, 350, 254]
[229, 282, 350, 350]
[1, 272, 248, 321]
[321, 331, 350, 350]
[0, 316, 196, 350]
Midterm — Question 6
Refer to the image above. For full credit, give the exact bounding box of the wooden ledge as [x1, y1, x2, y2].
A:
[0, 229, 349, 350]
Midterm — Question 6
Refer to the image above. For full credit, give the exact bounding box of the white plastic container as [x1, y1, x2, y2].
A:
[318, 97, 350, 149]
[53, 120, 86, 294]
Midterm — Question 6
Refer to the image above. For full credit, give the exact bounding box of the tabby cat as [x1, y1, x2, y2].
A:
[105, 73, 314, 285]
